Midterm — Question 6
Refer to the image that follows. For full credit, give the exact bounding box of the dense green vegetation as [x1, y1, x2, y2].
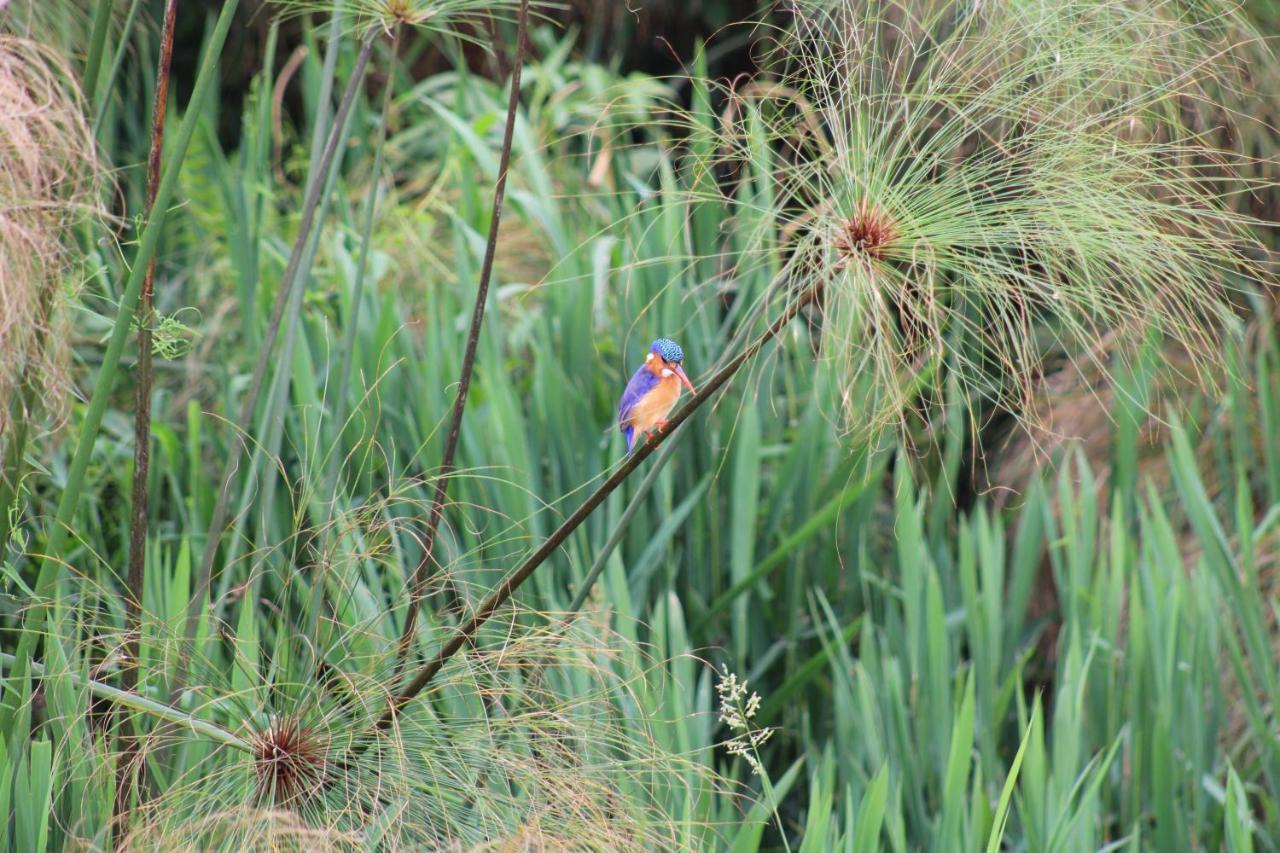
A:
[1, 0, 1278, 848]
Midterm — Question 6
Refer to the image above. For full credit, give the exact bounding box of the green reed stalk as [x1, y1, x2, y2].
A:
[0, 653, 251, 753]
[244, 6, 354, 616]
[310, 35, 399, 643]
[565, 438, 682, 615]
[91, 0, 144, 133]
[80, 0, 113, 104]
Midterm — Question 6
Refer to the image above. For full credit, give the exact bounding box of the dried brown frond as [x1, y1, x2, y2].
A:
[0, 35, 102, 437]
[119, 807, 362, 852]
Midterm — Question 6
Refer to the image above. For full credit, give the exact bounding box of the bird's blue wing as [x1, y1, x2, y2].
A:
[617, 365, 657, 426]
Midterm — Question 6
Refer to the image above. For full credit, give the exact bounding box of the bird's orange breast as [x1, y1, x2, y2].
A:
[625, 374, 682, 433]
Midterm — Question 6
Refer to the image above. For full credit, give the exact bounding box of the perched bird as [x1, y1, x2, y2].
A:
[616, 338, 697, 453]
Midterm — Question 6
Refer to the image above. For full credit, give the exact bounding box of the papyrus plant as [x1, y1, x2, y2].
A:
[703, 0, 1269, 437]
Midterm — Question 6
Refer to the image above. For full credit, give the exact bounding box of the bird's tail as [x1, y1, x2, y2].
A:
[623, 426, 635, 454]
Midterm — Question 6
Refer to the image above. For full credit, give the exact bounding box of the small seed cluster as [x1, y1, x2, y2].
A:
[717, 666, 776, 776]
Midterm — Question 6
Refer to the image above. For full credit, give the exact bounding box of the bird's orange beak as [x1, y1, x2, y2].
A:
[673, 363, 696, 395]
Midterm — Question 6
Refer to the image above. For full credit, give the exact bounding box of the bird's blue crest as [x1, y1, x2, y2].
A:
[650, 338, 684, 364]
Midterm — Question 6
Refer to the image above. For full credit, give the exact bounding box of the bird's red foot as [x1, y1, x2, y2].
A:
[656, 418, 669, 432]
[643, 431, 656, 446]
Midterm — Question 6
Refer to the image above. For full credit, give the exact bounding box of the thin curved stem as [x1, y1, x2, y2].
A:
[81, 0, 114, 106]
[396, 0, 532, 662]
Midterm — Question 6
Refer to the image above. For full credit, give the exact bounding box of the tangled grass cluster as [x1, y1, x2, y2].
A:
[275, 0, 531, 41]
[0, 35, 100, 439]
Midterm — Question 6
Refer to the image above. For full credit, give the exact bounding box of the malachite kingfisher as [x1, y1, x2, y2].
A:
[617, 338, 697, 453]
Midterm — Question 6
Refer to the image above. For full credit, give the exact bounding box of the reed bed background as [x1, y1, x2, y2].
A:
[1, 0, 1279, 848]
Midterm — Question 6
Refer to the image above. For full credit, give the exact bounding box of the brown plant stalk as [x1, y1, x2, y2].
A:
[117, 0, 177, 816]
[396, 0, 531, 661]
[379, 281, 821, 727]
[125, 0, 176, 700]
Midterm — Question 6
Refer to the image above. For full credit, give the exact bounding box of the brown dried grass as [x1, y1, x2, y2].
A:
[0, 34, 101, 438]
[119, 808, 363, 852]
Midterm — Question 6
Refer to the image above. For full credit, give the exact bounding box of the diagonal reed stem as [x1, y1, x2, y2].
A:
[565, 437, 681, 615]
[379, 282, 820, 725]
[395, 0, 531, 661]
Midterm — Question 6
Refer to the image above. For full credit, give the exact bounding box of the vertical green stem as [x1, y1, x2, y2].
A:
[0, 653, 251, 753]
[0, 382, 36, 555]
[91, 0, 145, 134]
[249, 12, 357, 588]
[306, 5, 346, 173]
[81, 0, 114, 105]
[309, 37, 399, 643]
